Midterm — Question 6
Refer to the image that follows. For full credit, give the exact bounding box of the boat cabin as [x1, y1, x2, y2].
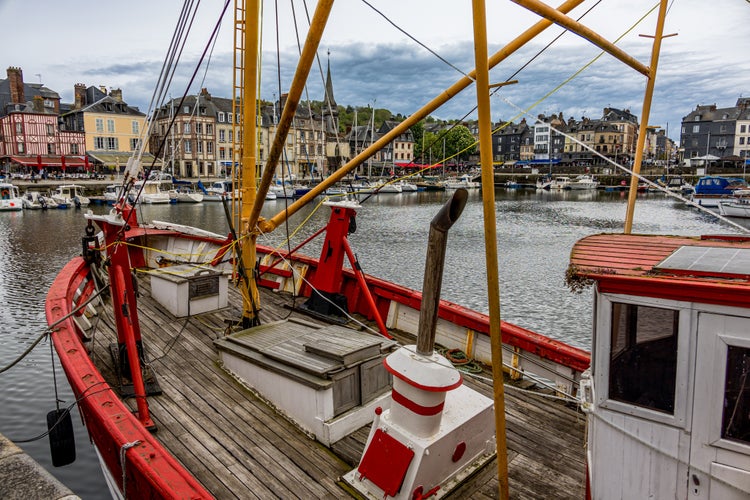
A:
[571, 233, 750, 499]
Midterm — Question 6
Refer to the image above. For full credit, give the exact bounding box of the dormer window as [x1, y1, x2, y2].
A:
[695, 115, 701, 121]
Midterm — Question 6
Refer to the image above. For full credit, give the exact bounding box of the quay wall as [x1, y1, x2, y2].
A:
[0, 432, 80, 499]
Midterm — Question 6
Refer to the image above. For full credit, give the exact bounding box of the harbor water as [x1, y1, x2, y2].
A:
[1, 188, 747, 498]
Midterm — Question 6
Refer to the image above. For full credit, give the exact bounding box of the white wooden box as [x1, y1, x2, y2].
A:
[150, 264, 228, 317]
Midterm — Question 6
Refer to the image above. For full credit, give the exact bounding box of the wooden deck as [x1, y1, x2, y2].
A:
[89, 274, 586, 499]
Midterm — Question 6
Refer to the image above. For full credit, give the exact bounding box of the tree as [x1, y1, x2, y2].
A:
[445, 125, 477, 162]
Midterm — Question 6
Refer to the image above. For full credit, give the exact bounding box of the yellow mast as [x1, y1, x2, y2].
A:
[471, 1, 509, 498]
[624, 0, 670, 233]
[235, 0, 261, 325]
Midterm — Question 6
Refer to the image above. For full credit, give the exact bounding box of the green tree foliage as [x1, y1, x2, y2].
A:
[415, 124, 477, 163]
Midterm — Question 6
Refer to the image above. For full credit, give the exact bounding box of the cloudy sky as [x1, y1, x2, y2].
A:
[2, 0, 749, 141]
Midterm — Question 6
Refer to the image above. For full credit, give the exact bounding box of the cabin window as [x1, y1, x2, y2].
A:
[609, 302, 678, 414]
[722, 346, 750, 445]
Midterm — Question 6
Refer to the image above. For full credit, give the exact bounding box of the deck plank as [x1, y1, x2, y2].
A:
[86, 273, 586, 499]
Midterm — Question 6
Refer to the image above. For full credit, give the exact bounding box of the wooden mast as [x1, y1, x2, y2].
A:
[471, 1, 509, 498]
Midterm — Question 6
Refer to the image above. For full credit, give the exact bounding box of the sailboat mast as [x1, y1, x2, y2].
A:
[471, 1, 509, 498]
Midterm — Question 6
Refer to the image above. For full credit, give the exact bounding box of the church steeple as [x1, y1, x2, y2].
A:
[323, 51, 339, 135]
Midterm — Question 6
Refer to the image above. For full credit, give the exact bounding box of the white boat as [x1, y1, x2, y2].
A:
[443, 174, 479, 189]
[0, 183, 24, 211]
[131, 180, 171, 204]
[540, 176, 572, 190]
[51, 184, 90, 208]
[397, 180, 418, 192]
[323, 185, 348, 196]
[22, 190, 58, 210]
[170, 186, 204, 203]
[103, 184, 122, 204]
[718, 196, 750, 218]
[567, 175, 599, 190]
[203, 180, 233, 201]
[269, 182, 296, 199]
[373, 181, 403, 193]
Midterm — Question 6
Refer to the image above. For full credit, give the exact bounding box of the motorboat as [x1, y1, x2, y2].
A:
[103, 184, 122, 205]
[203, 180, 234, 201]
[0, 183, 24, 211]
[131, 180, 171, 204]
[396, 180, 418, 192]
[51, 184, 90, 208]
[718, 195, 750, 218]
[443, 174, 479, 189]
[170, 186, 204, 203]
[567, 175, 599, 190]
[539, 176, 572, 190]
[22, 190, 58, 210]
[690, 176, 748, 207]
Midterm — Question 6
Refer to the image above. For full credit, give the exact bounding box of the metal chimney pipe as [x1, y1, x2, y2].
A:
[416, 188, 468, 356]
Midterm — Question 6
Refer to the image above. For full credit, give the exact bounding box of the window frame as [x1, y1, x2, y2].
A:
[595, 293, 692, 427]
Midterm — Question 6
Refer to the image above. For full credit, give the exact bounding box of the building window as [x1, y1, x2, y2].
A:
[46, 124, 54, 135]
[219, 130, 226, 142]
[741, 125, 747, 134]
[17, 142, 24, 153]
[197, 141, 203, 154]
[206, 124, 213, 134]
[71, 144, 79, 155]
[196, 123, 203, 135]
[184, 123, 191, 134]
[218, 112, 225, 123]
[48, 143, 56, 155]
[44, 99, 54, 108]
[609, 302, 678, 414]
[228, 113, 233, 124]
[95, 137, 105, 149]
[692, 125, 700, 133]
[106, 137, 118, 150]
[107, 119, 115, 133]
[207, 142, 213, 154]
[219, 147, 226, 160]
[132, 121, 139, 134]
[183, 106, 190, 114]
[130, 138, 140, 150]
[185, 141, 192, 153]
[96, 118, 104, 132]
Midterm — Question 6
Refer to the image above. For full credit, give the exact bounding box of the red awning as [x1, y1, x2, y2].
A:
[9, 155, 89, 168]
[394, 162, 441, 169]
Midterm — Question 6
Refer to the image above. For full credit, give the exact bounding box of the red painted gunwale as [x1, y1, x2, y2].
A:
[46, 257, 212, 499]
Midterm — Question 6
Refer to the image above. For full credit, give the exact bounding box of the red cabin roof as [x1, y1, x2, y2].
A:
[569, 233, 750, 308]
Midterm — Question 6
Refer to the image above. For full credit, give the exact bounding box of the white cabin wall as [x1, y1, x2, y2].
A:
[589, 409, 687, 499]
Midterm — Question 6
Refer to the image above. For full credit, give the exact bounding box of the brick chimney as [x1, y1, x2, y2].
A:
[109, 88, 123, 102]
[32, 95, 44, 113]
[7, 67, 25, 104]
[200, 87, 212, 100]
[74, 83, 86, 108]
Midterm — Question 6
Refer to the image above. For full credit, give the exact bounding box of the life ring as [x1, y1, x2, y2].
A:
[0, 189, 9, 199]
